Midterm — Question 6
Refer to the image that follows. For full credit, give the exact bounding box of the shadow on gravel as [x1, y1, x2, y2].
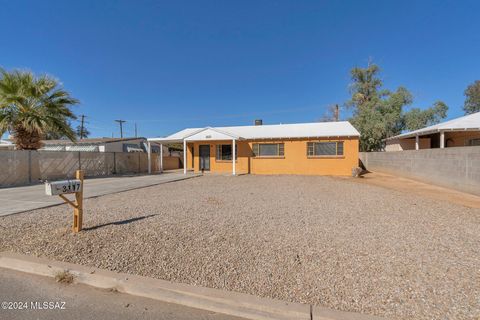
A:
[84, 214, 158, 231]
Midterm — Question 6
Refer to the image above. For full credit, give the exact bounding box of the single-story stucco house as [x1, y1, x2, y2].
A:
[148, 121, 360, 175]
[385, 111, 480, 151]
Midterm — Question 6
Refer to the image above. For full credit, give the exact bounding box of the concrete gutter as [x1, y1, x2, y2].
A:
[0, 252, 384, 320]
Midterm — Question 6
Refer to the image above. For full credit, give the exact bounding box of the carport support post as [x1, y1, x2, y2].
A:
[415, 135, 419, 150]
[232, 139, 236, 176]
[160, 143, 163, 172]
[147, 141, 152, 174]
[183, 140, 187, 174]
[440, 131, 445, 149]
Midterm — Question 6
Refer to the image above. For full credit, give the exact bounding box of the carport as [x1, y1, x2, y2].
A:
[147, 128, 200, 174]
[147, 127, 241, 175]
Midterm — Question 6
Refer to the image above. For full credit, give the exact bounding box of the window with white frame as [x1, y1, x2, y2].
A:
[252, 143, 284, 157]
[216, 144, 236, 160]
[307, 141, 344, 156]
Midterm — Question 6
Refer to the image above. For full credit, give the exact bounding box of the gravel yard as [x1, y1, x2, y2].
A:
[1, 175, 479, 319]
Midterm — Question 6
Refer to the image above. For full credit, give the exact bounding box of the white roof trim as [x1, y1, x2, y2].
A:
[148, 128, 205, 143]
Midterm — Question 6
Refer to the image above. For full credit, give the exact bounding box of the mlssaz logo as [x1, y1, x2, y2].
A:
[30, 301, 66, 310]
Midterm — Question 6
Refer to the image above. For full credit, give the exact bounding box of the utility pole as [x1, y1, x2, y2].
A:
[334, 104, 339, 122]
[79, 115, 85, 138]
[115, 120, 126, 138]
[134, 123, 138, 138]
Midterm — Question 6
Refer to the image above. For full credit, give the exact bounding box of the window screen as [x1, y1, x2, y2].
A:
[307, 142, 344, 156]
[469, 138, 480, 146]
[216, 144, 236, 160]
[252, 143, 284, 157]
[336, 141, 344, 155]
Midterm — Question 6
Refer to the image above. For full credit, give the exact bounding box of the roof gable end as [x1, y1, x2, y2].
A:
[184, 127, 240, 141]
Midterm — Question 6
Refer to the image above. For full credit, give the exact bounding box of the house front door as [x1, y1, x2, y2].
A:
[199, 145, 210, 171]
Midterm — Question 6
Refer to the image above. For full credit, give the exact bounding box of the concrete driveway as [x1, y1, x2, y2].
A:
[0, 172, 199, 216]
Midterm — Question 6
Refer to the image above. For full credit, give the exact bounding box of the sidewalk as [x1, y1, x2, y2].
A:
[0, 172, 199, 216]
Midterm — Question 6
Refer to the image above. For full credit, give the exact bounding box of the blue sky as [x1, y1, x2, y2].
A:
[1, 0, 479, 138]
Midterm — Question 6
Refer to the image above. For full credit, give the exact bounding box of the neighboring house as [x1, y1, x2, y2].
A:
[148, 121, 360, 176]
[385, 111, 480, 151]
[0, 139, 14, 150]
[40, 137, 153, 153]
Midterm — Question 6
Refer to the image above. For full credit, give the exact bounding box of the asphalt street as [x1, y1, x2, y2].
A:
[0, 267, 244, 320]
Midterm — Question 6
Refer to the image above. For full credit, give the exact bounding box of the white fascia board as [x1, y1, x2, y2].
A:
[184, 127, 241, 141]
[147, 138, 184, 143]
[246, 135, 357, 141]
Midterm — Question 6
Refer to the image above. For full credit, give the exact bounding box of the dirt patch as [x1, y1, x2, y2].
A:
[347, 171, 480, 208]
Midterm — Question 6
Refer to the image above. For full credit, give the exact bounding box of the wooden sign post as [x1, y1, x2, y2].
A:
[45, 170, 84, 233]
[73, 170, 84, 232]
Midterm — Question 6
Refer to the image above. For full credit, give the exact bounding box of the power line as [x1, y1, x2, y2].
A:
[89, 105, 327, 128]
[122, 106, 324, 123]
[114, 120, 126, 138]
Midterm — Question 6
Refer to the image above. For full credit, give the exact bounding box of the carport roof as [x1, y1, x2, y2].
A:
[385, 111, 480, 140]
[148, 121, 360, 143]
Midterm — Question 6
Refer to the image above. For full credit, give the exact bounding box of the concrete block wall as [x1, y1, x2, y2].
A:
[80, 152, 115, 177]
[0, 151, 31, 186]
[34, 151, 79, 181]
[0, 151, 161, 188]
[360, 146, 480, 195]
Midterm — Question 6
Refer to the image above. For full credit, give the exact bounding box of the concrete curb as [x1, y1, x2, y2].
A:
[0, 252, 383, 320]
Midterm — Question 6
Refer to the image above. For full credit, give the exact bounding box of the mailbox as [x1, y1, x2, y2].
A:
[45, 179, 82, 196]
[44, 170, 85, 233]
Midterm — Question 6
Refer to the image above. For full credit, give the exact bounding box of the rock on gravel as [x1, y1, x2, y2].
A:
[0, 175, 479, 320]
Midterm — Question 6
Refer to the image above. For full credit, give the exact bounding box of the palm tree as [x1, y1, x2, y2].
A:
[0, 68, 79, 150]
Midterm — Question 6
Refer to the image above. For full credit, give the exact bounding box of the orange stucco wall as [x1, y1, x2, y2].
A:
[186, 137, 359, 176]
